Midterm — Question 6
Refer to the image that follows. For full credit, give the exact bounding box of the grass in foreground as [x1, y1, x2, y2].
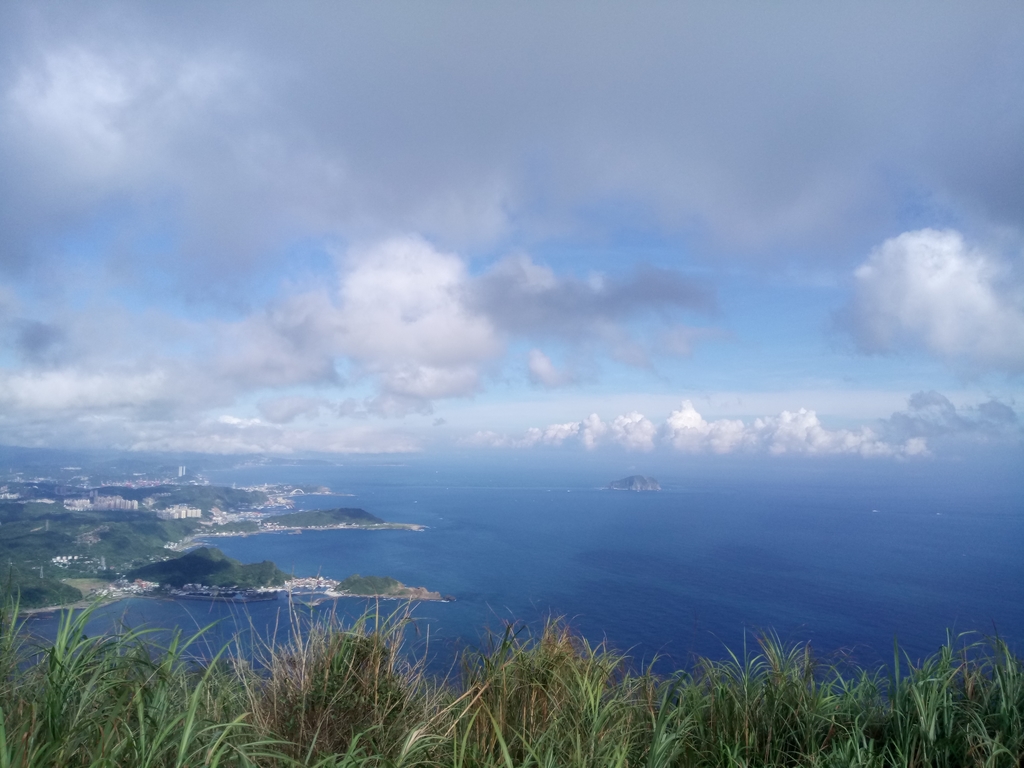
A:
[0, 597, 1021, 767]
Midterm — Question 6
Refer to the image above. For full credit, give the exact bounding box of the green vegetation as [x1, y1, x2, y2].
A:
[0, 485, 274, 607]
[338, 574, 404, 596]
[214, 520, 261, 534]
[127, 547, 286, 588]
[0, 496, 409, 608]
[269, 507, 384, 527]
[1, 568, 80, 609]
[0, 501, 205, 607]
[0, 601, 1021, 767]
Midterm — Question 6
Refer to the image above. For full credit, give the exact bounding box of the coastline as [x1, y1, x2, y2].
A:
[21, 586, 448, 617]
[199, 522, 425, 540]
[20, 521, 429, 614]
[326, 586, 445, 601]
[20, 592, 135, 617]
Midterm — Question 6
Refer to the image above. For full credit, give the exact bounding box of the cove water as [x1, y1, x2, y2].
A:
[25, 453, 1024, 672]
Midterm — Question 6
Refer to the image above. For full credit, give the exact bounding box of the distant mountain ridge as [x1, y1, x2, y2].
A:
[607, 475, 661, 492]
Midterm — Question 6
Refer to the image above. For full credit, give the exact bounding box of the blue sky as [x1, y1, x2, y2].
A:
[0, 2, 1021, 461]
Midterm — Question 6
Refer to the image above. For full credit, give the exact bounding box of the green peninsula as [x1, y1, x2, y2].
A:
[337, 574, 442, 600]
[128, 547, 286, 589]
[206, 507, 424, 537]
[271, 507, 384, 527]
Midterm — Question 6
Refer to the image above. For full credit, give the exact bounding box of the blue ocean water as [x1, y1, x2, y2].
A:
[25, 454, 1024, 672]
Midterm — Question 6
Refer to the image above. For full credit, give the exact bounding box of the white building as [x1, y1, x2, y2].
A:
[91, 496, 139, 511]
[157, 504, 202, 520]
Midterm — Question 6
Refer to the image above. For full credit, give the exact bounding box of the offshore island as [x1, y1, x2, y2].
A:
[193, 506, 424, 541]
[607, 475, 661, 491]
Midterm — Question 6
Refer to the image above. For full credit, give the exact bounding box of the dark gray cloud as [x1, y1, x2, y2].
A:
[1, 1, 1022, 290]
[256, 395, 327, 424]
[881, 391, 1020, 444]
[471, 255, 714, 339]
[14, 320, 67, 365]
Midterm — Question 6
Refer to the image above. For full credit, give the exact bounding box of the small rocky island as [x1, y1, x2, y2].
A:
[608, 475, 661, 492]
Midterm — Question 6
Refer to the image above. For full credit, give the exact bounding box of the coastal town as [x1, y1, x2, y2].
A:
[1, 462, 438, 610]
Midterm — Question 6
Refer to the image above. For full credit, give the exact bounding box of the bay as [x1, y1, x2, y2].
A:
[23, 456, 1024, 672]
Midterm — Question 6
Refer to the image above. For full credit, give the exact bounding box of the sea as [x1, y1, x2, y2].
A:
[23, 451, 1024, 674]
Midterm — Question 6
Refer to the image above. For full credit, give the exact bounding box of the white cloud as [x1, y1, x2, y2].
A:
[846, 229, 1024, 372]
[663, 400, 916, 457]
[0, 228, 728, 449]
[0, 368, 172, 412]
[463, 421, 580, 449]
[533, 421, 581, 445]
[609, 411, 657, 452]
[527, 349, 576, 388]
[471, 395, 1015, 457]
[749, 409, 894, 457]
[580, 414, 608, 450]
[338, 237, 500, 371]
[664, 401, 750, 454]
[1, 3, 1021, 456]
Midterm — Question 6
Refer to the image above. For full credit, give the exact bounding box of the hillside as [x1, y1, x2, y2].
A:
[0, 500, 202, 607]
[338, 574, 404, 595]
[127, 547, 286, 588]
[336, 573, 442, 600]
[268, 507, 384, 527]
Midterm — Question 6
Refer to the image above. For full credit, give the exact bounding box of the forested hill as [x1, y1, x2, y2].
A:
[127, 547, 286, 588]
[268, 508, 384, 527]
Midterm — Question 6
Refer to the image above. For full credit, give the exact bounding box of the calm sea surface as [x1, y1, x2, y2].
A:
[24, 457, 1024, 672]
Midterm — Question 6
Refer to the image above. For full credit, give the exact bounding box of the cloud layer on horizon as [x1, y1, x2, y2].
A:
[466, 393, 1021, 458]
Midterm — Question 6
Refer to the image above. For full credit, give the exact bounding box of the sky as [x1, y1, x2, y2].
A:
[0, 2, 1022, 462]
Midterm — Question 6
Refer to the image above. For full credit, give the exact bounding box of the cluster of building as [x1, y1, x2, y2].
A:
[58, 493, 204, 520]
[63, 495, 139, 511]
[98, 579, 160, 597]
[156, 504, 202, 520]
[284, 575, 340, 590]
[50, 554, 89, 568]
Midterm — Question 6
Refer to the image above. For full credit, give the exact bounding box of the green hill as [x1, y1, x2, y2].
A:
[338, 574, 404, 595]
[127, 547, 286, 588]
[2, 568, 81, 608]
[268, 507, 384, 527]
